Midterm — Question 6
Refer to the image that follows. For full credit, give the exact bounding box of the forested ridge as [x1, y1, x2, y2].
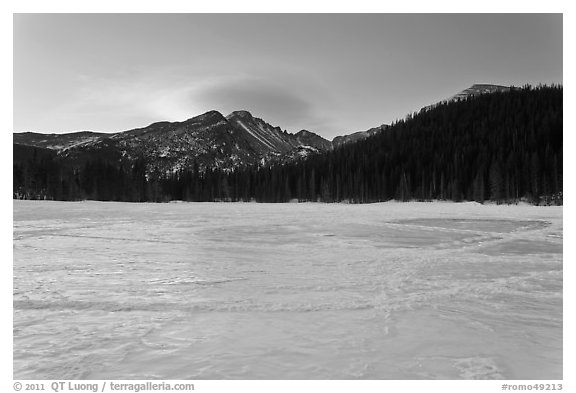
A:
[13, 85, 563, 204]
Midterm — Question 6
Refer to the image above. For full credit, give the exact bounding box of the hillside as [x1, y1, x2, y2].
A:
[245, 85, 561, 204]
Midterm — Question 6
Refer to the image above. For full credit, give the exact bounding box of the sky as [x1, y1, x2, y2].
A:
[13, 13, 563, 139]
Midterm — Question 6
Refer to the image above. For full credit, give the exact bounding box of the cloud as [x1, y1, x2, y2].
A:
[192, 77, 327, 133]
[38, 69, 340, 136]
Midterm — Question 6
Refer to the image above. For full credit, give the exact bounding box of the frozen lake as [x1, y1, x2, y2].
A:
[13, 200, 562, 379]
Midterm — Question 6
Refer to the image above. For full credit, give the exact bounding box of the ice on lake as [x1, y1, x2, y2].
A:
[13, 200, 562, 379]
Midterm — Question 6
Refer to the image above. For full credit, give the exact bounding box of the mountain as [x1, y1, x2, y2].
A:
[13, 85, 562, 204]
[13, 110, 332, 174]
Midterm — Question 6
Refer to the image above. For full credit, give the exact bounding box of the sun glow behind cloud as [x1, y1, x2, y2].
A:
[29, 66, 340, 135]
[42, 70, 212, 132]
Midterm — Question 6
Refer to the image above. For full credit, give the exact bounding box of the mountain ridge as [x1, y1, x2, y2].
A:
[14, 109, 333, 174]
[13, 84, 514, 174]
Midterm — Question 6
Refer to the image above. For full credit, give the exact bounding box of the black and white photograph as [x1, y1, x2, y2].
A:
[9, 8, 566, 390]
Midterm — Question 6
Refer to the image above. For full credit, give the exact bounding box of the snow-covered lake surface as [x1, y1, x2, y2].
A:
[13, 200, 562, 379]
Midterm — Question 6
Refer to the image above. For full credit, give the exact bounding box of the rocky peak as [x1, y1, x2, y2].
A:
[226, 110, 253, 120]
[295, 129, 312, 137]
[186, 110, 227, 124]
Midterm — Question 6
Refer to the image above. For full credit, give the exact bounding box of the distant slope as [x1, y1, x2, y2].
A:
[295, 130, 333, 151]
[448, 84, 510, 101]
[423, 84, 511, 111]
[332, 125, 388, 148]
[13, 131, 109, 150]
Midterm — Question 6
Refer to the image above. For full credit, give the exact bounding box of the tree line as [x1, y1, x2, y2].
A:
[13, 85, 563, 205]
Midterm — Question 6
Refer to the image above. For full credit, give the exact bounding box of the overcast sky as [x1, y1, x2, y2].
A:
[13, 13, 562, 139]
